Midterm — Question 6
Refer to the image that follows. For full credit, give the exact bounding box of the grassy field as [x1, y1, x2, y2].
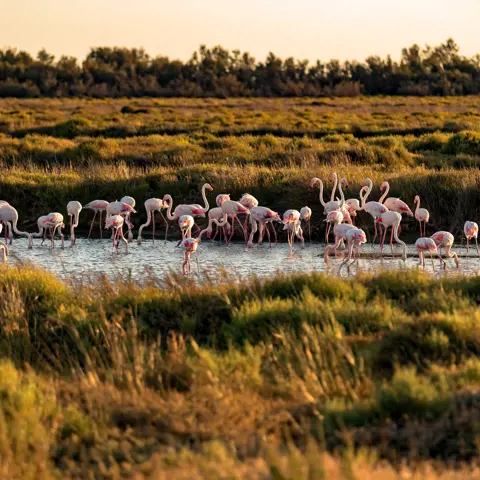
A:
[2, 97, 480, 476]
[1, 97, 480, 238]
[1, 265, 480, 477]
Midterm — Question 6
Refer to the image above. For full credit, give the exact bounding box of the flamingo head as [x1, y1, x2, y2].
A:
[414, 195, 419, 204]
[347, 207, 357, 216]
[380, 181, 388, 192]
[309, 177, 321, 188]
[353, 230, 367, 244]
[340, 178, 348, 189]
[191, 208, 206, 218]
[205, 183, 214, 192]
[121, 203, 136, 214]
[266, 210, 281, 221]
[237, 204, 250, 214]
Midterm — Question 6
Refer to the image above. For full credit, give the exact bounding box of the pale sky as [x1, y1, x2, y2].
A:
[1, 0, 479, 63]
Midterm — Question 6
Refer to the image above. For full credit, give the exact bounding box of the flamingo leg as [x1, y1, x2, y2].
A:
[476, 237, 480, 258]
[234, 215, 248, 245]
[418, 250, 424, 267]
[429, 251, 435, 271]
[265, 223, 272, 248]
[88, 211, 97, 239]
[372, 220, 378, 245]
[418, 220, 422, 238]
[308, 219, 311, 243]
[159, 210, 168, 244]
[99, 210, 103, 239]
[390, 227, 394, 257]
[467, 237, 470, 255]
[50, 227, 55, 249]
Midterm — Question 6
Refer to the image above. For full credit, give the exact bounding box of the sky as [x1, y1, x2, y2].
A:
[1, 0, 479, 63]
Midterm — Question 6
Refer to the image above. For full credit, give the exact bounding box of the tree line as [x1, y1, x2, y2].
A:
[0, 39, 479, 98]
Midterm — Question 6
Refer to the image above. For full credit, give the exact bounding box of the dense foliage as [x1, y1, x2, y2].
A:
[1, 39, 479, 98]
[1, 266, 480, 477]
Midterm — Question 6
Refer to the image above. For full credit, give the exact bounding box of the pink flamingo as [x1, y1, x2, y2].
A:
[282, 209, 304, 255]
[84, 200, 109, 239]
[239, 193, 259, 231]
[414, 195, 430, 238]
[67, 201, 82, 246]
[179, 215, 229, 275]
[163, 184, 212, 238]
[106, 201, 136, 242]
[178, 215, 195, 241]
[137, 198, 169, 244]
[216, 194, 230, 207]
[105, 215, 128, 253]
[39, 213, 65, 249]
[376, 211, 407, 260]
[325, 209, 344, 245]
[0, 203, 33, 248]
[247, 207, 281, 248]
[300, 206, 312, 241]
[340, 228, 367, 269]
[360, 179, 389, 244]
[120, 196, 136, 241]
[324, 224, 362, 263]
[220, 200, 250, 245]
[379, 182, 413, 216]
[311, 175, 351, 221]
[464, 221, 479, 257]
[415, 237, 445, 270]
[430, 231, 459, 268]
[0, 224, 8, 263]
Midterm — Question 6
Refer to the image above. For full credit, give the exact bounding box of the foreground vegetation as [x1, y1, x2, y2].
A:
[2, 266, 480, 477]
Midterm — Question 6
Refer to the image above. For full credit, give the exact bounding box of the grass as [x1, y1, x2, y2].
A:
[2, 96, 480, 476]
[1, 266, 480, 475]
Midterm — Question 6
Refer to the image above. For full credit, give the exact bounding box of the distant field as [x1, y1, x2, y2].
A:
[1, 97, 480, 237]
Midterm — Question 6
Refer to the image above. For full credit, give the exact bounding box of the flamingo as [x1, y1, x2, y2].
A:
[137, 198, 169, 244]
[0, 204, 33, 248]
[379, 182, 413, 216]
[0, 224, 8, 263]
[415, 237, 446, 270]
[311, 174, 351, 220]
[376, 211, 407, 260]
[414, 195, 430, 238]
[105, 215, 128, 253]
[300, 206, 312, 241]
[120, 196, 136, 242]
[208, 207, 231, 242]
[282, 209, 304, 255]
[216, 194, 230, 207]
[430, 231, 459, 268]
[178, 215, 195, 241]
[360, 179, 389, 244]
[106, 201, 137, 242]
[67, 201, 82, 246]
[464, 221, 479, 257]
[247, 207, 281, 248]
[325, 209, 344, 245]
[39, 213, 65, 249]
[220, 200, 250, 245]
[324, 224, 362, 263]
[340, 228, 367, 269]
[179, 215, 229, 275]
[239, 193, 258, 231]
[84, 200, 109, 239]
[163, 191, 208, 240]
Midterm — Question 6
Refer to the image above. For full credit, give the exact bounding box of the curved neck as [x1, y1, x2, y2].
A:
[164, 195, 175, 220]
[338, 179, 346, 208]
[393, 224, 406, 255]
[379, 182, 390, 204]
[415, 197, 421, 213]
[330, 173, 338, 202]
[360, 180, 373, 208]
[316, 180, 326, 207]
[201, 184, 209, 211]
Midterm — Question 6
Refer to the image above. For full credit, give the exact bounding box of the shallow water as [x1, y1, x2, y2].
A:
[5, 236, 480, 283]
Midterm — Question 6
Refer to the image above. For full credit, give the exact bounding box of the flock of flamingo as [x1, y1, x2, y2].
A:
[0, 173, 478, 274]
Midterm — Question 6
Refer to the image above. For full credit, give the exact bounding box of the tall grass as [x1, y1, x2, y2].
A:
[1, 266, 480, 474]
